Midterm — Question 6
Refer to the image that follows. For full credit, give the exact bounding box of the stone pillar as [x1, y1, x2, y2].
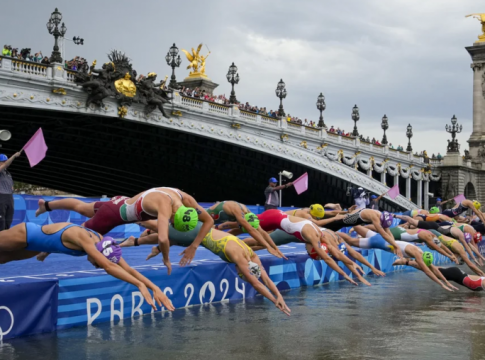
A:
[424, 180, 429, 210]
[406, 177, 411, 201]
[380, 172, 386, 185]
[393, 174, 399, 187]
[417, 179, 422, 208]
[367, 168, 372, 177]
[465, 43, 485, 159]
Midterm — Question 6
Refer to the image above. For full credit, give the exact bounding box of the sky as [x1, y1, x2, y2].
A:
[0, 0, 483, 156]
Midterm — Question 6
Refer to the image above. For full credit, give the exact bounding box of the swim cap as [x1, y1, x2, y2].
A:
[422, 251, 433, 267]
[173, 206, 198, 232]
[464, 233, 472, 243]
[309, 204, 325, 219]
[380, 211, 393, 228]
[429, 207, 439, 214]
[474, 232, 482, 244]
[0, 154, 7, 162]
[238, 261, 262, 281]
[308, 242, 329, 260]
[473, 200, 481, 210]
[432, 236, 442, 247]
[95, 237, 122, 264]
[241, 212, 260, 233]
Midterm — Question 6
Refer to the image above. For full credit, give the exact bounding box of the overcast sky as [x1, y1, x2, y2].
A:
[1, 0, 483, 156]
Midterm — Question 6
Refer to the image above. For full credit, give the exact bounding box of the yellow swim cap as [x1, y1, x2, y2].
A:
[310, 204, 325, 219]
[473, 200, 481, 210]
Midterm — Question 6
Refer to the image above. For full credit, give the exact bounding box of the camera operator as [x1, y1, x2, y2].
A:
[352, 187, 369, 210]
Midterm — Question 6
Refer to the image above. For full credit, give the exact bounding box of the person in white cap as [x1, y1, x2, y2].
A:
[353, 187, 369, 210]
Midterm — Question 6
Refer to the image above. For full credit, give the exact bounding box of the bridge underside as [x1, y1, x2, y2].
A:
[0, 105, 404, 211]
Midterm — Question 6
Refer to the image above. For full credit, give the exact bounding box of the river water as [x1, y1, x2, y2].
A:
[2, 267, 485, 360]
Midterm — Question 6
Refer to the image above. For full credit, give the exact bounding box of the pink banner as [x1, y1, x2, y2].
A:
[454, 194, 466, 204]
[293, 172, 308, 195]
[387, 184, 400, 199]
[22, 128, 48, 167]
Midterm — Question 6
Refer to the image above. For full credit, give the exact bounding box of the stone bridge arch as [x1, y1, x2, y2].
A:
[464, 182, 477, 200]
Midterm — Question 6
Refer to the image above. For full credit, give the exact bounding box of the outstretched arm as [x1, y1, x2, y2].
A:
[327, 246, 371, 286]
[338, 233, 385, 276]
[372, 219, 403, 258]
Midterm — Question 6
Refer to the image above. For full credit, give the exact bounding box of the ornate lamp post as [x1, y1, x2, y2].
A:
[316, 93, 326, 128]
[226, 62, 239, 104]
[165, 43, 182, 89]
[72, 36, 84, 45]
[275, 79, 287, 118]
[351, 104, 360, 136]
[381, 114, 389, 145]
[445, 114, 462, 153]
[46, 8, 67, 63]
[406, 124, 413, 152]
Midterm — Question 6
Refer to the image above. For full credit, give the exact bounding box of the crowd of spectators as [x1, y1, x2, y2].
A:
[2, 44, 87, 70]
[2, 45, 50, 64]
[328, 126, 351, 136]
[64, 56, 88, 71]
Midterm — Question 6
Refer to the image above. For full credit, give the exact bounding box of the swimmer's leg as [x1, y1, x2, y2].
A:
[243, 237, 265, 251]
[36, 198, 96, 218]
[0, 249, 39, 264]
[451, 242, 485, 276]
[120, 233, 159, 247]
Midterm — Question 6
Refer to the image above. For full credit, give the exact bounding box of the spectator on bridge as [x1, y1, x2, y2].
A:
[368, 191, 387, 211]
[33, 52, 43, 63]
[435, 197, 443, 212]
[389, 143, 394, 149]
[352, 187, 369, 210]
[264, 177, 293, 210]
[41, 56, 50, 65]
[366, 136, 370, 142]
[329, 126, 335, 133]
[11, 48, 18, 58]
[2, 45, 11, 57]
[437, 153, 443, 160]
[0, 152, 21, 231]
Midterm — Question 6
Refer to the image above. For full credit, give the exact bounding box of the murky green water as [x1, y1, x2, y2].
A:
[2, 267, 485, 360]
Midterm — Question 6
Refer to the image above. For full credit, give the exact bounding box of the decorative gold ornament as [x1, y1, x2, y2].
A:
[89, 60, 97, 75]
[46, 98, 50, 102]
[280, 134, 289, 141]
[147, 72, 157, 78]
[13, 93, 17, 98]
[466, 14, 485, 43]
[181, 43, 211, 79]
[160, 75, 168, 89]
[118, 106, 128, 118]
[30, 95, 34, 100]
[77, 102, 81, 106]
[52, 88, 67, 95]
[104, 61, 116, 71]
[62, 100, 66, 104]
[172, 110, 183, 117]
[300, 141, 308, 149]
[57, 66, 63, 71]
[114, 73, 136, 98]
[231, 123, 241, 129]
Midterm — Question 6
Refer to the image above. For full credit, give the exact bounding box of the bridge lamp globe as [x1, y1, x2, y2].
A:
[165, 52, 171, 65]
[451, 114, 457, 126]
[176, 55, 182, 67]
[60, 23, 67, 37]
[169, 43, 179, 57]
[50, 8, 62, 26]
[229, 62, 238, 76]
[46, 19, 54, 34]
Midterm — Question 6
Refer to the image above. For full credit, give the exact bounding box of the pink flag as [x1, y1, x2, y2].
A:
[293, 172, 308, 195]
[454, 194, 466, 204]
[22, 128, 48, 167]
[387, 184, 400, 199]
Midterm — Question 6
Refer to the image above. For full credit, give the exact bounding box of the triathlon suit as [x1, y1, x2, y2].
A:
[84, 188, 183, 235]
[417, 214, 440, 222]
[438, 267, 485, 291]
[390, 227, 425, 243]
[324, 209, 368, 232]
[258, 209, 320, 242]
[429, 229, 457, 249]
[207, 201, 245, 225]
[442, 202, 469, 218]
[201, 229, 254, 263]
[472, 222, 485, 234]
[268, 229, 297, 246]
[25, 223, 100, 256]
[357, 229, 394, 253]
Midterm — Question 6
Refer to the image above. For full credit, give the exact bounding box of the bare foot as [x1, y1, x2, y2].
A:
[119, 236, 136, 248]
[36, 252, 50, 262]
[35, 199, 46, 217]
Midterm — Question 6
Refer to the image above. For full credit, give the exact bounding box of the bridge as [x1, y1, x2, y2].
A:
[0, 53, 450, 211]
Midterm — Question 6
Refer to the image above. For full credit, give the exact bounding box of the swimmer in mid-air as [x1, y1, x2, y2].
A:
[207, 200, 286, 259]
[351, 227, 457, 292]
[442, 199, 485, 223]
[0, 222, 175, 311]
[284, 204, 355, 220]
[35, 187, 213, 271]
[123, 219, 291, 316]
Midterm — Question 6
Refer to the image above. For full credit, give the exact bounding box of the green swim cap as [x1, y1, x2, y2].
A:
[241, 213, 260, 233]
[173, 206, 198, 232]
[429, 207, 439, 214]
[422, 251, 433, 267]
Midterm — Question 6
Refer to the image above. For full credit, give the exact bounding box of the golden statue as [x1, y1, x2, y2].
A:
[181, 44, 211, 79]
[466, 13, 485, 43]
[114, 72, 137, 98]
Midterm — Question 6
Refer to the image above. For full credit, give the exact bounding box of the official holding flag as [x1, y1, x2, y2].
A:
[0, 151, 21, 230]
